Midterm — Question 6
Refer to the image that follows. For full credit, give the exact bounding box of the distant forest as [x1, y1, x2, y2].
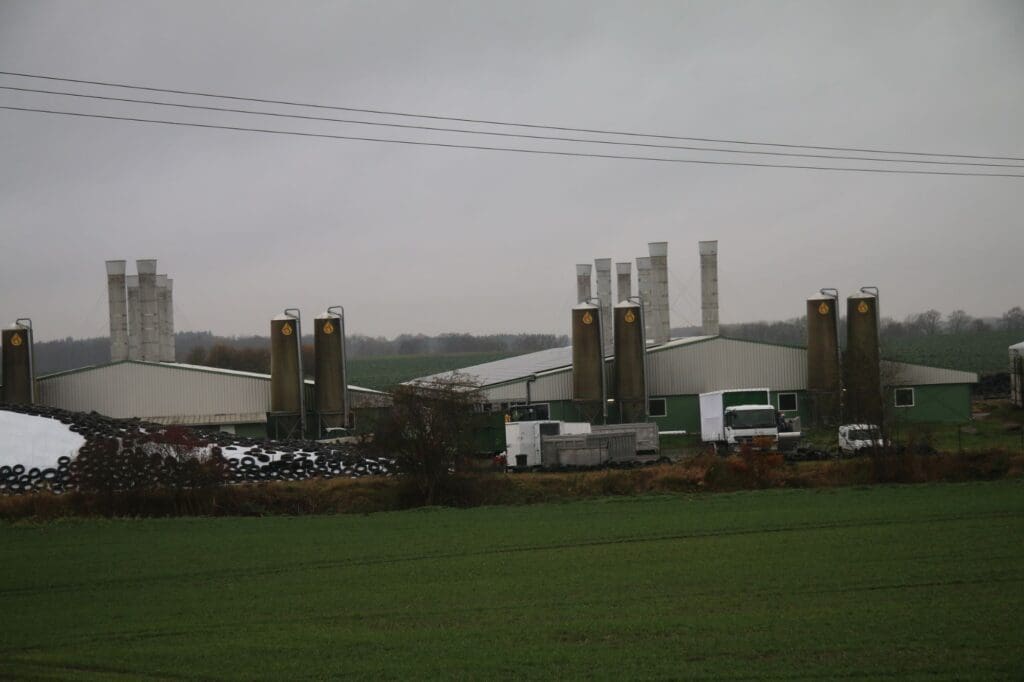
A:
[24, 306, 1024, 378]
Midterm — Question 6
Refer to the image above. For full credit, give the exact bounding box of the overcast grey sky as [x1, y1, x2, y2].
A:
[1, 0, 1022, 342]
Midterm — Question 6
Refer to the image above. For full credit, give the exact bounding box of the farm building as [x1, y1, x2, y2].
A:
[31, 360, 390, 437]
[414, 335, 977, 432]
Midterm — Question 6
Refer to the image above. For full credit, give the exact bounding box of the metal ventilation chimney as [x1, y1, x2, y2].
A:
[636, 256, 653, 344]
[136, 259, 159, 361]
[595, 258, 613, 353]
[165, 278, 175, 362]
[616, 262, 632, 302]
[157, 275, 175, 362]
[699, 240, 720, 336]
[105, 260, 128, 362]
[648, 242, 669, 344]
[1, 319, 34, 405]
[576, 264, 593, 304]
[126, 275, 141, 360]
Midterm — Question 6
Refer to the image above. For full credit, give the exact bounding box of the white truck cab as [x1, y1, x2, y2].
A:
[838, 424, 886, 455]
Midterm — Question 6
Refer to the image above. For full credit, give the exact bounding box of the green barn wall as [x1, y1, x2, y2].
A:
[893, 384, 971, 424]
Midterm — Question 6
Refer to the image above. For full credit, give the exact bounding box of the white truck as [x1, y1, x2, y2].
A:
[837, 424, 886, 456]
[699, 388, 800, 452]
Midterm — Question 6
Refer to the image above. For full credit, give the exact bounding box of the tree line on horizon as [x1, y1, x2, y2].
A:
[22, 306, 1024, 377]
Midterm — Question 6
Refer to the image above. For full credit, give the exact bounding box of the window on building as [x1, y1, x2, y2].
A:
[508, 403, 549, 421]
[894, 387, 915, 407]
[648, 398, 667, 417]
[777, 393, 798, 412]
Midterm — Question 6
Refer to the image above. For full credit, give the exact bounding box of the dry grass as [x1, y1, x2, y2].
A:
[2, 449, 1021, 520]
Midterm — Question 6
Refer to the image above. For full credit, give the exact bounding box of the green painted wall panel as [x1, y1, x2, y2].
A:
[892, 384, 971, 424]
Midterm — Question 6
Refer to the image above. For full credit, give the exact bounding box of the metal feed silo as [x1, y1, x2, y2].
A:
[572, 303, 605, 422]
[314, 307, 348, 433]
[269, 310, 305, 438]
[613, 301, 647, 423]
[845, 290, 882, 425]
[1, 319, 34, 405]
[806, 291, 841, 426]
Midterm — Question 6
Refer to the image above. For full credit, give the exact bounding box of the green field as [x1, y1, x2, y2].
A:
[1, 482, 1022, 680]
[346, 351, 515, 390]
[885, 329, 1020, 375]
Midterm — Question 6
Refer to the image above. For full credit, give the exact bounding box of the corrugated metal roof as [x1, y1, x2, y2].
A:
[459, 336, 977, 403]
[416, 336, 716, 388]
[39, 361, 386, 395]
[881, 361, 977, 385]
[36, 361, 389, 424]
[1010, 341, 1024, 352]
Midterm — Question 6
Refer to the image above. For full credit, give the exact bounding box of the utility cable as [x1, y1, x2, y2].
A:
[3, 105, 1023, 178]
[1, 70, 1021, 162]
[2, 85, 1020, 169]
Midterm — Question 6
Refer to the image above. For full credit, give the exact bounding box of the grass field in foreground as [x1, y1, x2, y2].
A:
[2, 481, 1023, 680]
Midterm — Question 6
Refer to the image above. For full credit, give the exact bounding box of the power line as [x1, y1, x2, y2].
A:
[1, 69, 1021, 162]
[3, 84, 1020, 169]
[3, 105, 1024, 178]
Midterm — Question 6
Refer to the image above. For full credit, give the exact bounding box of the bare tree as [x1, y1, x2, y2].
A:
[375, 373, 482, 505]
[917, 309, 943, 335]
[946, 309, 972, 334]
[1002, 306, 1024, 331]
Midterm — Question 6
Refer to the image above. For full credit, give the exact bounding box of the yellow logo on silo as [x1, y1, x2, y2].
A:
[625, 310, 636, 323]
[323, 321, 335, 334]
[582, 311, 594, 325]
[857, 301, 869, 314]
[818, 302, 830, 315]
[281, 323, 293, 336]
[10, 333, 22, 347]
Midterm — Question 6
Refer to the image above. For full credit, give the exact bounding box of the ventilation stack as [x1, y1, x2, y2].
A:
[137, 259, 159, 362]
[576, 264, 592, 304]
[699, 240, 720, 336]
[269, 310, 305, 438]
[613, 299, 647, 423]
[126, 275, 141, 360]
[1, 319, 34, 405]
[595, 258, 613, 353]
[157, 275, 175, 362]
[616, 262, 632, 302]
[636, 256, 653, 344]
[314, 307, 348, 434]
[105, 260, 129, 362]
[647, 242, 670, 344]
[806, 291, 841, 426]
[572, 302, 605, 423]
[845, 290, 883, 426]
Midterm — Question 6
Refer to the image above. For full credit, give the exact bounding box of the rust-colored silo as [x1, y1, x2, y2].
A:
[613, 301, 647, 423]
[845, 291, 882, 425]
[314, 307, 348, 433]
[806, 292, 841, 426]
[1, 319, 34, 405]
[269, 310, 304, 438]
[572, 303, 605, 422]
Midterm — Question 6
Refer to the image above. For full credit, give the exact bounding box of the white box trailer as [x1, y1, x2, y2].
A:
[504, 421, 591, 469]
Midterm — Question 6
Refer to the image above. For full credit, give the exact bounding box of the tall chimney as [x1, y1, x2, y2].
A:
[648, 242, 670, 344]
[616, 261, 632, 302]
[636, 256, 653, 344]
[127, 275, 141, 360]
[157, 275, 174, 362]
[105, 260, 128, 362]
[595, 258, 613, 353]
[137, 259, 159, 362]
[699, 240, 720, 336]
[576, 264, 593, 304]
[166, 278, 175, 362]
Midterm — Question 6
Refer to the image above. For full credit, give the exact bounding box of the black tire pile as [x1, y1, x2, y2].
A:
[0, 404, 394, 496]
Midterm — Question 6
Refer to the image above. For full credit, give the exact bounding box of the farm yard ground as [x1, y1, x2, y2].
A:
[2, 481, 1022, 680]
